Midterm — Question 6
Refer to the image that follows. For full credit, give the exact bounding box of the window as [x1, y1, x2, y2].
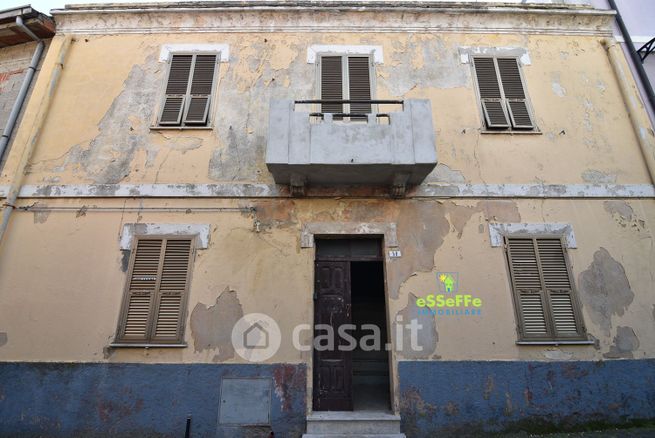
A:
[505, 236, 586, 342]
[115, 236, 194, 344]
[158, 53, 218, 127]
[472, 57, 535, 130]
[319, 54, 373, 118]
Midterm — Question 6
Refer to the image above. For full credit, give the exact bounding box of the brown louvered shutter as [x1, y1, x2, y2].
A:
[119, 239, 163, 341]
[184, 55, 217, 125]
[497, 58, 534, 129]
[536, 239, 582, 337]
[473, 57, 509, 129]
[507, 238, 549, 338]
[506, 236, 585, 341]
[160, 55, 193, 125]
[321, 56, 344, 116]
[152, 239, 193, 341]
[117, 237, 193, 344]
[348, 56, 372, 118]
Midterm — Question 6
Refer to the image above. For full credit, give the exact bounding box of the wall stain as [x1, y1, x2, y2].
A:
[273, 364, 305, 413]
[446, 200, 520, 239]
[31, 202, 50, 224]
[120, 250, 131, 273]
[394, 293, 438, 359]
[381, 36, 468, 96]
[209, 40, 311, 183]
[582, 169, 616, 184]
[604, 326, 639, 359]
[190, 287, 244, 361]
[603, 200, 647, 232]
[0, 332, 7, 347]
[483, 375, 494, 400]
[426, 163, 467, 183]
[33, 54, 162, 183]
[251, 199, 298, 231]
[578, 248, 634, 336]
[399, 387, 438, 438]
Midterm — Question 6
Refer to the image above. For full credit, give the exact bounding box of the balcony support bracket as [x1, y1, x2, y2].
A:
[290, 173, 306, 197]
[390, 173, 410, 198]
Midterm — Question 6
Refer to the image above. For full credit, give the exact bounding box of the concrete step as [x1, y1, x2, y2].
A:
[305, 411, 401, 435]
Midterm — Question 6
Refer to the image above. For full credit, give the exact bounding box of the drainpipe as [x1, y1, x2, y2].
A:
[603, 38, 655, 185]
[0, 16, 45, 168]
[0, 36, 72, 246]
[607, 0, 655, 118]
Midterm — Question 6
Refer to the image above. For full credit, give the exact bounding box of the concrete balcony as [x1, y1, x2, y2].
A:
[266, 99, 437, 197]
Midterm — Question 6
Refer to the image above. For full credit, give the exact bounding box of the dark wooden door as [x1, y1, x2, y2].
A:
[313, 261, 353, 411]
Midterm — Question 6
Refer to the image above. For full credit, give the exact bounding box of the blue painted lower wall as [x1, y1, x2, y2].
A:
[3, 360, 655, 437]
[399, 359, 655, 436]
[0, 362, 306, 438]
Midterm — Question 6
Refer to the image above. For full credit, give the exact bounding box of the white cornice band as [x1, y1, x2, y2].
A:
[1, 183, 653, 199]
[51, 5, 614, 36]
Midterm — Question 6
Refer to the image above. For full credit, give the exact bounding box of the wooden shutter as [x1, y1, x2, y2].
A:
[320, 56, 344, 116]
[184, 55, 216, 125]
[120, 239, 162, 340]
[348, 56, 372, 118]
[507, 238, 548, 338]
[160, 55, 193, 125]
[506, 236, 585, 341]
[497, 58, 534, 129]
[473, 57, 510, 129]
[152, 239, 193, 341]
[117, 237, 193, 344]
[536, 239, 581, 337]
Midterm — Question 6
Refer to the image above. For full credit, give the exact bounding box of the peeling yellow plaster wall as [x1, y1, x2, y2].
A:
[0, 198, 653, 365]
[2, 32, 652, 188]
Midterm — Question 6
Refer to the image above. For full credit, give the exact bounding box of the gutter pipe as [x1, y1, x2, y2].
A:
[0, 16, 44, 168]
[607, 0, 655, 118]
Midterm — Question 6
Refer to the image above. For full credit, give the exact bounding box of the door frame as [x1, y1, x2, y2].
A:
[310, 235, 394, 413]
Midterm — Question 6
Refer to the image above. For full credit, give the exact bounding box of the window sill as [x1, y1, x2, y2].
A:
[150, 126, 213, 131]
[516, 340, 595, 346]
[109, 343, 188, 349]
[480, 129, 542, 135]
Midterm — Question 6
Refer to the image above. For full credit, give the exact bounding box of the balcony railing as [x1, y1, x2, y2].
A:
[266, 98, 437, 197]
[295, 99, 404, 122]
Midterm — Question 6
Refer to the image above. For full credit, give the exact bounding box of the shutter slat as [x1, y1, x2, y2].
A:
[151, 239, 192, 341]
[507, 239, 541, 289]
[518, 293, 548, 336]
[184, 96, 210, 124]
[507, 100, 534, 129]
[497, 58, 534, 129]
[482, 99, 510, 128]
[497, 58, 526, 99]
[165, 55, 193, 94]
[321, 56, 343, 115]
[537, 239, 571, 289]
[473, 58, 502, 99]
[549, 292, 579, 335]
[348, 56, 371, 117]
[189, 55, 216, 95]
[154, 293, 183, 338]
[159, 96, 185, 125]
[123, 293, 152, 338]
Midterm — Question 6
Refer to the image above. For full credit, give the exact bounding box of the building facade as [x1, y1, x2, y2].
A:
[0, 1, 654, 437]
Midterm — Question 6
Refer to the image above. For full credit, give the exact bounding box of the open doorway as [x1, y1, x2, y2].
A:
[313, 238, 391, 412]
